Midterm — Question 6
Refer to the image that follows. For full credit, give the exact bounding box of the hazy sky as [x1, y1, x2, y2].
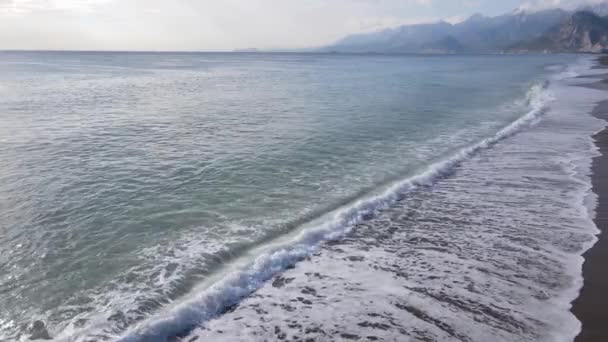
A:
[0, 0, 603, 51]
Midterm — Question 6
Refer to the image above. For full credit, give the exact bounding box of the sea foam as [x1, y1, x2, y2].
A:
[113, 82, 555, 342]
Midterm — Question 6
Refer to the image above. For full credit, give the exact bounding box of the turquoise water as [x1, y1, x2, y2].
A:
[0, 52, 578, 340]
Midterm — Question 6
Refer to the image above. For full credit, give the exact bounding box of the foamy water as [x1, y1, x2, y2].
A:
[171, 58, 607, 342]
[114, 81, 555, 342]
[0, 52, 603, 341]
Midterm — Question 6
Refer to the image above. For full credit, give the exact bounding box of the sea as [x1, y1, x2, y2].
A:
[0, 52, 606, 342]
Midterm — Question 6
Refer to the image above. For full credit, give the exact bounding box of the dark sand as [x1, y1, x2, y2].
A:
[572, 58, 608, 342]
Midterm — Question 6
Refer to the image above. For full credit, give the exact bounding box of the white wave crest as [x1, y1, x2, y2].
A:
[111, 82, 554, 342]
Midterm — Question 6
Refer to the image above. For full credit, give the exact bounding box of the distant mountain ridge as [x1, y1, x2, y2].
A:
[511, 11, 608, 53]
[322, 3, 608, 54]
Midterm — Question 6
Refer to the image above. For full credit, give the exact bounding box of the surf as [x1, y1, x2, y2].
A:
[105, 81, 555, 342]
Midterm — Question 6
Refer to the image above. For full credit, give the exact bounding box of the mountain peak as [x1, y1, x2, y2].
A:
[509, 10, 608, 53]
[577, 1, 608, 16]
[467, 13, 486, 22]
[324, 6, 608, 54]
[513, 8, 527, 15]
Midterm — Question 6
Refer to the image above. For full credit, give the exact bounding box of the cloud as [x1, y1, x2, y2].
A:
[517, 0, 607, 11]
[0, 0, 604, 51]
[517, 0, 561, 11]
[0, 0, 111, 16]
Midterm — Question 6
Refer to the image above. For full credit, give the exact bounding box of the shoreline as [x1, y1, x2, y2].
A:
[172, 63, 600, 341]
[572, 57, 608, 342]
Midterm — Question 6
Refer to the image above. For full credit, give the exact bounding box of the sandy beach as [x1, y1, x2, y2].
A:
[572, 57, 608, 342]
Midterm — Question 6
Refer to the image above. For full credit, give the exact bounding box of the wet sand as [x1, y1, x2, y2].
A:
[178, 72, 598, 342]
[572, 58, 608, 342]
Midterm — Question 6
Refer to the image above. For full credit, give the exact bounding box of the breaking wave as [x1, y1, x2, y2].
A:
[113, 82, 554, 342]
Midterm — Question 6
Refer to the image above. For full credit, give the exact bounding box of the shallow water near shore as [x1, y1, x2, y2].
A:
[0, 52, 604, 341]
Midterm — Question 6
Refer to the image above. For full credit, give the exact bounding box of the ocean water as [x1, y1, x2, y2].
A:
[0, 52, 603, 342]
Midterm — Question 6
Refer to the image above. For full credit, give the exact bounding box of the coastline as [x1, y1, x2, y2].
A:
[2, 54, 601, 341]
[572, 56, 608, 342]
[167, 60, 600, 342]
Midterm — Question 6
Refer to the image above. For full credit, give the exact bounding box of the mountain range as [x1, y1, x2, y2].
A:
[322, 3, 608, 54]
